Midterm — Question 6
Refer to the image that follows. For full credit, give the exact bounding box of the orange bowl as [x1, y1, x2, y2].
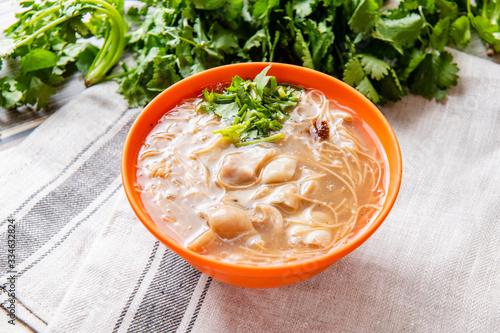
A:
[121, 63, 402, 288]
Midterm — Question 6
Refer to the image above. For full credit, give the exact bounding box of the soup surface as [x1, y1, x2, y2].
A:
[137, 89, 387, 265]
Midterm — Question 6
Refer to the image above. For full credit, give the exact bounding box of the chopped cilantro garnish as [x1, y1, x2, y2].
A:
[198, 65, 302, 147]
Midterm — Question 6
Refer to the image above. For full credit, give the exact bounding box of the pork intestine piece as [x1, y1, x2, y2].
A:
[267, 184, 299, 211]
[261, 157, 297, 184]
[286, 225, 332, 248]
[187, 229, 216, 253]
[218, 146, 276, 186]
[300, 180, 317, 196]
[304, 230, 332, 247]
[286, 225, 311, 245]
[206, 205, 256, 239]
[188, 205, 256, 253]
[310, 210, 336, 225]
[251, 203, 284, 231]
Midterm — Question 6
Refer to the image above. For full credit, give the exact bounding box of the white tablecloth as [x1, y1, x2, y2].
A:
[1, 49, 499, 332]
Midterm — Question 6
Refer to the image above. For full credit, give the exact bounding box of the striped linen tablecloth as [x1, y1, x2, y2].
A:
[0, 49, 499, 332]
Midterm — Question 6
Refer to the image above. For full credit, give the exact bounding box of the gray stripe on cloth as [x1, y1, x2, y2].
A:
[0, 107, 129, 229]
[126, 250, 202, 333]
[0, 181, 122, 331]
[112, 241, 161, 333]
[185, 277, 212, 333]
[0, 115, 135, 276]
[16, 182, 123, 277]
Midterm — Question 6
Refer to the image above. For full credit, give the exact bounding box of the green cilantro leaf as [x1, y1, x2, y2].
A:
[359, 54, 391, 80]
[401, 0, 436, 13]
[302, 19, 335, 72]
[293, 0, 316, 18]
[435, 0, 458, 20]
[450, 16, 471, 48]
[254, 64, 272, 98]
[212, 102, 240, 118]
[373, 13, 425, 53]
[430, 17, 452, 52]
[343, 57, 365, 87]
[409, 51, 459, 100]
[375, 67, 405, 102]
[0, 38, 16, 57]
[243, 29, 267, 52]
[18, 49, 57, 74]
[21, 76, 57, 110]
[349, 0, 380, 34]
[343, 56, 382, 103]
[400, 49, 427, 81]
[294, 30, 314, 69]
[0, 76, 23, 109]
[357, 76, 380, 103]
[470, 15, 500, 52]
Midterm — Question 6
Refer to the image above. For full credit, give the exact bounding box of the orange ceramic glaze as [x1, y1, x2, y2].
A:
[121, 63, 402, 288]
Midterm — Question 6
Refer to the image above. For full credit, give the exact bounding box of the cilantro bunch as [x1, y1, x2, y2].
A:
[117, 0, 500, 106]
[198, 65, 301, 146]
[0, 0, 127, 110]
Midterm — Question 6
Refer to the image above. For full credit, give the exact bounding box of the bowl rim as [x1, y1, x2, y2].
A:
[121, 62, 402, 275]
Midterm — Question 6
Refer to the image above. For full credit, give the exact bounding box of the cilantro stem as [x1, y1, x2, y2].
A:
[234, 133, 286, 147]
[281, 83, 306, 90]
[164, 31, 200, 47]
[84, 0, 127, 85]
[418, 6, 433, 38]
[106, 70, 133, 80]
[9, 0, 127, 86]
[15, 15, 74, 47]
[28, 5, 62, 24]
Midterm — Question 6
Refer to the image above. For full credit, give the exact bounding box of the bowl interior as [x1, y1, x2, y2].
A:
[121, 62, 402, 284]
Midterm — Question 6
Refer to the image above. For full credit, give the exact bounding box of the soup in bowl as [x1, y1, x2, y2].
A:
[122, 63, 402, 288]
